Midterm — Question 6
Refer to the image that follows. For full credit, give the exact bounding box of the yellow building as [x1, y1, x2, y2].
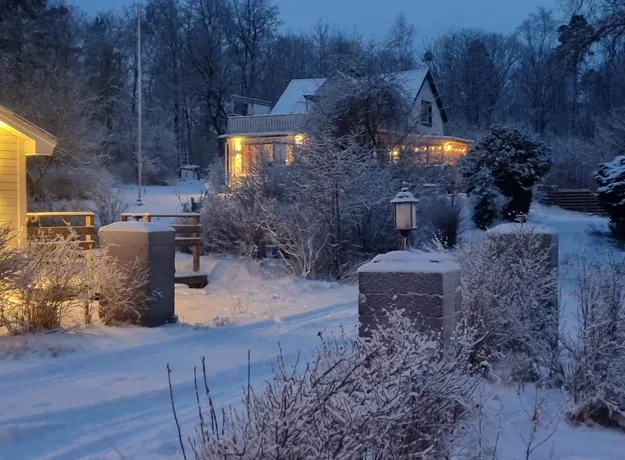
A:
[0, 105, 57, 244]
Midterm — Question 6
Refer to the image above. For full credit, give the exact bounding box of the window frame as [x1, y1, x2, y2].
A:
[420, 100, 433, 127]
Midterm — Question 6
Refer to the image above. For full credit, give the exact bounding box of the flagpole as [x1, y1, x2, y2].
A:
[136, 4, 143, 205]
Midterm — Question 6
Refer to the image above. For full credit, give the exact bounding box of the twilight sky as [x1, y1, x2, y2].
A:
[72, 0, 563, 39]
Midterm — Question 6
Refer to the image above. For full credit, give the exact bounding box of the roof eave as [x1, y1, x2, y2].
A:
[0, 105, 58, 155]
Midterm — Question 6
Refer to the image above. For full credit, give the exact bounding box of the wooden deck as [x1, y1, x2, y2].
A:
[543, 188, 607, 216]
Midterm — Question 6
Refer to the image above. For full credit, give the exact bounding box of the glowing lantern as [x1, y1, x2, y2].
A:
[390, 183, 418, 250]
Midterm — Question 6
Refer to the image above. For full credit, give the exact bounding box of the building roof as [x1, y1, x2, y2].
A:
[268, 70, 448, 123]
[0, 105, 58, 155]
[270, 78, 326, 114]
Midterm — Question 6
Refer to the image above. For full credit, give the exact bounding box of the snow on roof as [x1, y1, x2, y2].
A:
[270, 78, 326, 114]
[486, 223, 558, 235]
[270, 71, 429, 115]
[358, 250, 460, 273]
[392, 70, 428, 102]
[99, 221, 174, 233]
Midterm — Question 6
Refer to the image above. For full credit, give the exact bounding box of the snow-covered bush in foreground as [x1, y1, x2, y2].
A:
[563, 255, 625, 429]
[172, 311, 480, 459]
[457, 227, 558, 381]
[595, 155, 625, 240]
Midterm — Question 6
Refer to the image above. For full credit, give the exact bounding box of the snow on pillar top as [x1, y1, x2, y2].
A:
[358, 250, 460, 274]
[99, 221, 175, 233]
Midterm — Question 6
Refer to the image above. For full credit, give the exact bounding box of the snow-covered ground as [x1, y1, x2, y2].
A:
[122, 181, 207, 217]
[1, 188, 625, 460]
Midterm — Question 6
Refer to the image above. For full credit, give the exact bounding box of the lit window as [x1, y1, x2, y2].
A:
[233, 153, 242, 176]
[286, 144, 294, 165]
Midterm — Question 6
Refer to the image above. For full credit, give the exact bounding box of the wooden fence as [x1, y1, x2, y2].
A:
[27, 211, 97, 249]
[120, 212, 202, 272]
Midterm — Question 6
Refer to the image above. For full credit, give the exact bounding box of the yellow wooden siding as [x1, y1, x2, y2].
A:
[0, 127, 19, 238]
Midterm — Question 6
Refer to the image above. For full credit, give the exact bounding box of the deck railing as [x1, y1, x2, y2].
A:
[27, 211, 96, 250]
[120, 212, 202, 272]
[228, 113, 308, 135]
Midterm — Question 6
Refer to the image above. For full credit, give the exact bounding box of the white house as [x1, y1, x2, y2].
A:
[220, 70, 472, 180]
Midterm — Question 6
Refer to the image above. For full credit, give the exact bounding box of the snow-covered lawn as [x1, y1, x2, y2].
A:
[1, 189, 625, 460]
[122, 181, 207, 217]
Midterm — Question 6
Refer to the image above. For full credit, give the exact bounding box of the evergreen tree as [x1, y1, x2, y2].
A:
[461, 126, 552, 222]
[469, 166, 504, 230]
[595, 155, 625, 240]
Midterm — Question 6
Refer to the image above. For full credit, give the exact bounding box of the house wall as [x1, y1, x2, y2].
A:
[249, 102, 271, 115]
[414, 81, 445, 137]
[0, 126, 21, 242]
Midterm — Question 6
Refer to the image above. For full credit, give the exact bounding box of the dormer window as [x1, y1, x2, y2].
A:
[420, 100, 433, 127]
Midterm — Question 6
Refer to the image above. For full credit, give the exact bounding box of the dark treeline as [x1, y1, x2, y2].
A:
[2, 0, 625, 193]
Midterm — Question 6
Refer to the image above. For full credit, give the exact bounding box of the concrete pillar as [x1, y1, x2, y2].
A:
[485, 223, 559, 358]
[99, 221, 176, 327]
[357, 251, 461, 342]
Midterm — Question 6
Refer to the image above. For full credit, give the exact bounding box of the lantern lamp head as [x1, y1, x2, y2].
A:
[390, 183, 418, 231]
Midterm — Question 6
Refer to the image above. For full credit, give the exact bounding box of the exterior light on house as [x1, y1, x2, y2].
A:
[294, 134, 304, 145]
[445, 143, 453, 152]
[390, 182, 418, 250]
[390, 148, 400, 163]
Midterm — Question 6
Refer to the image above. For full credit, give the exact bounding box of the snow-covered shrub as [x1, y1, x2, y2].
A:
[563, 255, 625, 429]
[2, 236, 87, 333]
[88, 187, 129, 227]
[174, 311, 480, 459]
[595, 155, 625, 240]
[460, 126, 552, 222]
[468, 167, 506, 230]
[0, 234, 148, 334]
[88, 249, 149, 326]
[457, 227, 559, 380]
[200, 186, 268, 258]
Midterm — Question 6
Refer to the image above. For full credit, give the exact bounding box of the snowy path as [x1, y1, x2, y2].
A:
[0, 298, 356, 459]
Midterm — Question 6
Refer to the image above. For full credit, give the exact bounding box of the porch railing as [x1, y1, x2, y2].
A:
[228, 113, 308, 135]
[26, 211, 96, 250]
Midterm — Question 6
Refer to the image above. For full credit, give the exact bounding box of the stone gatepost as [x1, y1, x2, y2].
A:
[99, 222, 176, 327]
[485, 223, 559, 360]
[357, 251, 461, 342]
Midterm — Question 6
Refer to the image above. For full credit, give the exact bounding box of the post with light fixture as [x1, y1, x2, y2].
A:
[390, 183, 418, 250]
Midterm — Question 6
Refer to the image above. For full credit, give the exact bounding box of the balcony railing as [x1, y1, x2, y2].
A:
[228, 113, 308, 135]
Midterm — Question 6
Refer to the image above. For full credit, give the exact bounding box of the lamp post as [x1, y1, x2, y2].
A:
[391, 183, 418, 250]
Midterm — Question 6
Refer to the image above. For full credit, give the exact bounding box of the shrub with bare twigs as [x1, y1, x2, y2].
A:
[457, 227, 559, 381]
[170, 310, 480, 460]
[563, 254, 625, 429]
[0, 233, 149, 334]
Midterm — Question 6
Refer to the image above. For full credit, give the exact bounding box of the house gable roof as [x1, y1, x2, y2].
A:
[0, 105, 58, 155]
[269, 70, 448, 123]
[271, 78, 326, 114]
